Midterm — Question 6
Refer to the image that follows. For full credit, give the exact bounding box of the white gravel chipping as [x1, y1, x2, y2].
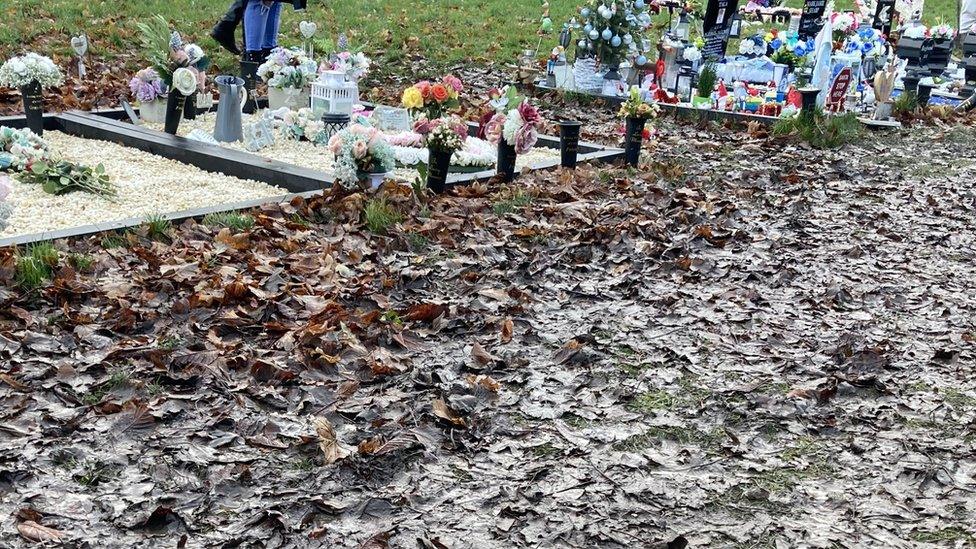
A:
[144, 113, 562, 179]
[0, 131, 287, 239]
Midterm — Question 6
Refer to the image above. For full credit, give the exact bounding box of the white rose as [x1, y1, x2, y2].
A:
[172, 67, 198, 95]
[683, 46, 702, 62]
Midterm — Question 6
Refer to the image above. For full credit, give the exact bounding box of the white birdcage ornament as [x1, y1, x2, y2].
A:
[311, 70, 358, 116]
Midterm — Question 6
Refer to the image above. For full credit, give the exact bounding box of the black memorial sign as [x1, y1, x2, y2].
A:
[872, 0, 895, 36]
[798, 0, 828, 40]
[702, 0, 741, 60]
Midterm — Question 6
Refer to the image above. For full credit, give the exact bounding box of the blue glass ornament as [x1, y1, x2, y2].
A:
[637, 54, 648, 65]
[611, 35, 622, 47]
[589, 29, 599, 40]
[601, 27, 612, 40]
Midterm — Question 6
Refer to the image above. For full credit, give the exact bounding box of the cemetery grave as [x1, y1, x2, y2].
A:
[1, 0, 976, 547]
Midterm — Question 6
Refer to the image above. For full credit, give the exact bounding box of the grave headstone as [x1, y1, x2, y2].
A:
[798, 0, 828, 40]
[702, 0, 741, 60]
[872, 0, 895, 35]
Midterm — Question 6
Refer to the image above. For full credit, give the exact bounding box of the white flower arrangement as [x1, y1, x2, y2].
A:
[0, 52, 64, 89]
[393, 137, 495, 168]
[0, 126, 52, 171]
[427, 121, 465, 153]
[281, 107, 328, 144]
[331, 51, 371, 82]
[257, 47, 317, 90]
[683, 45, 702, 63]
[738, 36, 766, 57]
[901, 24, 928, 39]
[930, 23, 955, 41]
[831, 12, 857, 35]
[327, 124, 396, 188]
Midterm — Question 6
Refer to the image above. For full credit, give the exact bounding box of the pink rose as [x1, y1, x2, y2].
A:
[514, 124, 538, 155]
[516, 101, 541, 129]
[416, 81, 432, 99]
[352, 140, 368, 159]
[328, 134, 343, 154]
[443, 74, 463, 93]
[484, 113, 506, 144]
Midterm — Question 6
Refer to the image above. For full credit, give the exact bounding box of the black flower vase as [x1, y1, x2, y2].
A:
[799, 87, 820, 119]
[20, 80, 44, 136]
[558, 120, 582, 169]
[917, 81, 934, 107]
[426, 148, 453, 193]
[624, 117, 645, 168]
[496, 140, 518, 182]
[164, 92, 185, 135]
[183, 92, 197, 120]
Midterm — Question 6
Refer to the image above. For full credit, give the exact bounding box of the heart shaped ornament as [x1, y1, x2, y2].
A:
[71, 35, 88, 56]
[299, 21, 317, 39]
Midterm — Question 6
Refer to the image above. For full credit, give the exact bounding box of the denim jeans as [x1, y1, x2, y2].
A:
[243, 1, 281, 52]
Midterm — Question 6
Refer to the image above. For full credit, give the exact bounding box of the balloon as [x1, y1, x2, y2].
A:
[602, 27, 612, 40]
[611, 35, 622, 47]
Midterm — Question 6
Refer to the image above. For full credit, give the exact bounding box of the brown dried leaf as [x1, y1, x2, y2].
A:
[432, 398, 466, 427]
[17, 521, 63, 542]
[314, 417, 352, 464]
[500, 317, 514, 344]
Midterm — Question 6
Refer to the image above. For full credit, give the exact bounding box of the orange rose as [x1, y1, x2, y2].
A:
[416, 81, 432, 99]
[431, 83, 450, 102]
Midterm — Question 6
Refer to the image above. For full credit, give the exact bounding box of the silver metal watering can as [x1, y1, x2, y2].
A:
[214, 75, 248, 143]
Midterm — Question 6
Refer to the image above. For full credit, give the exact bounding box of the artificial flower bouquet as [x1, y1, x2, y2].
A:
[738, 35, 768, 58]
[830, 12, 859, 44]
[0, 126, 52, 172]
[137, 15, 209, 94]
[281, 107, 328, 144]
[258, 47, 317, 89]
[129, 67, 167, 103]
[328, 124, 396, 188]
[930, 23, 955, 42]
[425, 117, 468, 153]
[0, 52, 64, 89]
[484, 87, 543, 155]
[329, 51, 371, 82]
[843, 27, 887, 58]
[900, 24, 929, 40]
[401, 75, 464, 119]
[618, 86, 661, 119]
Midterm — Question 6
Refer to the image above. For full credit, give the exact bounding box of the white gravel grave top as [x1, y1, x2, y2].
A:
[0, 131, 287, 240]
[144, 112, 562, 179]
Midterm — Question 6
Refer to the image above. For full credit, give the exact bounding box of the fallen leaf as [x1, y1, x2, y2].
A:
[17, 521, 63, 542]
[432, 398, 466, 427]
[314, 417, 352, 464]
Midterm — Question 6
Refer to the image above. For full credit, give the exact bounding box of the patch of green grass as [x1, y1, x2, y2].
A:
[202, 212, 256, 232]
[406, 231, 430, 251]
[68, 253, 95, 271]
[492, 192, 533, 215]
[81, 369, 131, 405]
[100, 233, 128, 249]
[157, 335, 182, 351]
[74, 460, 112, 487]
[893, 90, 919, 116]
[943, 388, 976, 410]
[145, 379, 165, 397]
[364, 198, 402, 234]
[144, 214, 172, 241]
[613, 424, 725, 452]
[529, 442, 561, 458]
[910, 527, 976, 545]
[290, 456, 316, 472]
[628, 390, 677, 413]
[772, 111, 863, 149]
[15, 242, 59, 289]
[381, 310, 403, 326]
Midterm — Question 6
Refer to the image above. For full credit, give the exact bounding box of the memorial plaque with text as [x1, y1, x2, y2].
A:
[702, 0, 741, 60]
[798, 0, 828, 40]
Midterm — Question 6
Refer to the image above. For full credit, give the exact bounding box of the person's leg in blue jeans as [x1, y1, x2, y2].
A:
[243, 1, 271, 53]
[262, 2, 283, 51]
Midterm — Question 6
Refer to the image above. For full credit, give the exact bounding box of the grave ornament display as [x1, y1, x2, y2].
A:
[136, 15, 209, 135]
[0, 53, 64, 136]
[425, 119, 468, 193]
[129, 68, 167, 123]
[574, 0, 654, 87]
[71, 34, 89, 79]
[618, 87, 659, 167]
[484, 87, 543, 182]
[258, 48, 317, 111]
[328, 125, 396, 189]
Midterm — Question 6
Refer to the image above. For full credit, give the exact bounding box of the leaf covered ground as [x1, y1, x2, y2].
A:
[2, 109, 976, 548]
